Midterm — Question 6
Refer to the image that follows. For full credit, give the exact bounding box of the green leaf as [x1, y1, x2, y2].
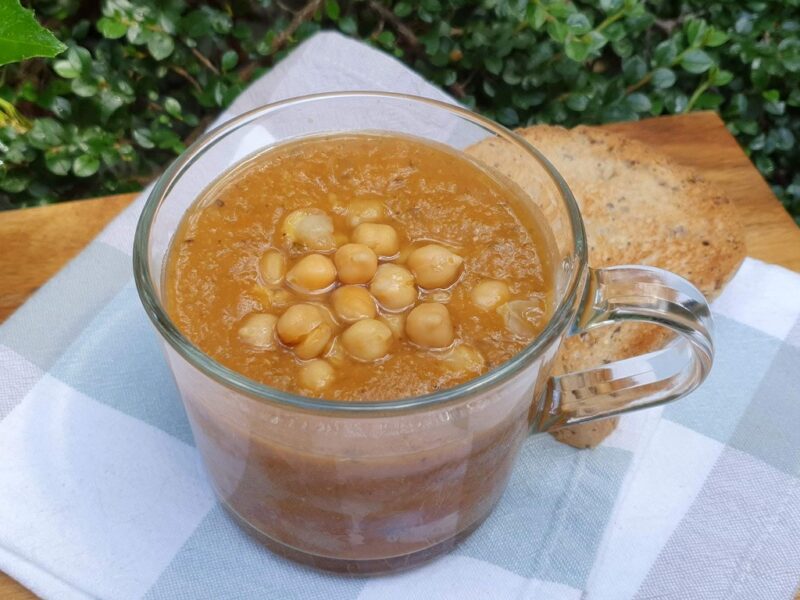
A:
[133, 128, 155, 149]
[684, 19, 707, 47]
[566, 13, 592, 36]
[66, 47, 92, 74]
[528, 4, 547, 29]
[623, 56, 647, 83]
[680, 49, 714, 74]
[735, 14, 753, 35]
[783, 20, 800, 33]
[666, 92, 688, 113]
[547, 3, 571, 18]
[546, 20, 569, 43]
[0, 175, 29, 193]
[325, 0, 340, 20]
[566, 93, 590, 111]
[652, 67, 676, 89]
[704, 28, 729, 48]
[48, 96, 71, 119]
[749, 133, 766, 151]
[496, 107, 519, 126]
[611, 37, 633, 58]
[394, 2, 413, 17]
[694, 91, 722, 110]
[650, 96, 664, 116]
[376, 31, 395, 47]
[97, 17, 127, 40]
[653, 39, 678, 67]
[338, 16, 357, 35]
[485, 55, 503, 75]
[212, 80, 227, 106]
[147, 32, 174, 60]
[565, 39, 590, 62]
[53, 60, 79, 78]
[98, 89, 124, 119]
[164, 97, 181, 117]
[71, 78, 98, 97]
[45, 151, 71, 176]
[600, 0, 623, 11]
[755, 154, 774, 176]
[627, 92, 652, 112]
[710, 68, 733, 86]
[72, 155, 100, 177]
[502, 68, 521, 85]
[221, 49, 238, 72]
[585, 31, 607, 54]
[0, 0, 66, 66]
[764, 100, 786, 115]
[738, 120, 759, 135]
[27, 118, 64, 148]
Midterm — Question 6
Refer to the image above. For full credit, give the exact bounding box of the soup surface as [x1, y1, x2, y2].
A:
[166, 133, 554, 401]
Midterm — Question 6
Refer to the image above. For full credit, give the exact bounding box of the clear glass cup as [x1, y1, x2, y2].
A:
[133, 92, 714, 574]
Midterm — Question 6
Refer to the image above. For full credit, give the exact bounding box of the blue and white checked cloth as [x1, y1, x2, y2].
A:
[1, 32, 799, 600]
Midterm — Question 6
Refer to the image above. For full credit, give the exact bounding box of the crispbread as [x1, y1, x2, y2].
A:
[468, 125, 745, 448]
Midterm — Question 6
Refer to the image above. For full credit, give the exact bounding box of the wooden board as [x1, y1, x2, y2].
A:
[1, 112, 798, 598]
[0, 193, 135, 323]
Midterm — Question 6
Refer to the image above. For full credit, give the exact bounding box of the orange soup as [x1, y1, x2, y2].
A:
[165, 133, 554, 401]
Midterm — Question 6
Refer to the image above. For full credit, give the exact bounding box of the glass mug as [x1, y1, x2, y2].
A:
[133, 92, 713, 574]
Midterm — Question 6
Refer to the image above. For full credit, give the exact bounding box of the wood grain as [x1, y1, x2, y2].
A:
[0, 112, 798, 599]
[0, 193, 136, 323]
[604, 112, 800, 272]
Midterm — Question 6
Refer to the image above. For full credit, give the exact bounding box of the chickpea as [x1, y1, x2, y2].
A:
[407, 244, 464, 289]
[498, 299, 545, 338]
[441, 344, 485, 375]
[281, 209, 336, 252]
[277, 304, 323, 344]
[286, 254, 337, 293]
[406, 303, 454, 349]
[252, 286, 294, 310]
[346, 199, 387, 228]
[352, 223, 400, 258]
[308, 301, 338, 329]
[426, 290, 451, 303]
[259, 249, 286, 285]
[379, 312, 406, 340]
[298, 359, 335, 392]
[331, 285, 377, 323]
[237, 313, 278, 349]
[396, 243, 418, 265]
[471, 279, 510, 311]
[325, 339, 347, 367]
[341, 319, 394, 362]
[294, 323, 333, 360]
[276, 304, 333, 359]
[369, 263, 417, 311]
[334, 231, 349, 247]
[334, 243, 378, 284]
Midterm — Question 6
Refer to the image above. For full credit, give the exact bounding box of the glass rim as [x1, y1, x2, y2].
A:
[133, 91, 588, 415]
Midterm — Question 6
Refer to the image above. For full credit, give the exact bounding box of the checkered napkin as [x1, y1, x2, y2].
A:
[1, 32, 798, 600]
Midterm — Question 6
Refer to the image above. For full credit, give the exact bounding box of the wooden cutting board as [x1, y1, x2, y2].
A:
[1, 111, 799, 598]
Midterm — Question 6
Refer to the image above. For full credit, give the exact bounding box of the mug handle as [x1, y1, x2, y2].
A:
[535, 265, 715, 432]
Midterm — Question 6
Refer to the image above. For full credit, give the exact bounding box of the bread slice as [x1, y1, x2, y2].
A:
[468, 125, 745, 448]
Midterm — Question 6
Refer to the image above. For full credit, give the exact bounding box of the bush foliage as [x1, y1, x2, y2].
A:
[1, 0, 798, 223]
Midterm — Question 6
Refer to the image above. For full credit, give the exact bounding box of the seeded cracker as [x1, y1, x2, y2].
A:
[467, 125, 745, 448]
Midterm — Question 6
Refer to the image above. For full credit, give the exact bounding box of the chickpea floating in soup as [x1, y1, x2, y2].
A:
[165, 133, 554, 400]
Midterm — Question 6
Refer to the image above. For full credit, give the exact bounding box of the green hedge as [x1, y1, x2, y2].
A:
[1, 0, 798, 224]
